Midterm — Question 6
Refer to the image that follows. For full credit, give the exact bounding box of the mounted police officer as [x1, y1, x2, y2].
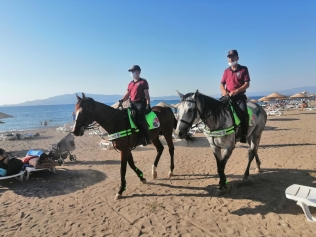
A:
[220, 50, 250, 143]
[120, 65, 152, 146]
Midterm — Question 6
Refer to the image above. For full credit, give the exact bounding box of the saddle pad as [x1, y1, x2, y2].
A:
[128, 110, 160, 130]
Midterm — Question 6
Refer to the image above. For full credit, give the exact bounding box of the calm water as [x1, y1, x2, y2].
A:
[0, 96, 265, 133]
[0, 100, 181, 132]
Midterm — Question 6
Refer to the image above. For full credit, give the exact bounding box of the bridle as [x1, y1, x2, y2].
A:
[179, 98, 199, 128]
[179, 95, 231, 130]
[76, 99, 120, 137]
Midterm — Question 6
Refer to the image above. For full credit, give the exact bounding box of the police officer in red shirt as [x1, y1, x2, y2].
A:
[120, 65, 152, 145]
[220, 50, 250, 143]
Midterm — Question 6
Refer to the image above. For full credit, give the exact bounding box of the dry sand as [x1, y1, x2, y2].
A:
[1, 105, 316, 237]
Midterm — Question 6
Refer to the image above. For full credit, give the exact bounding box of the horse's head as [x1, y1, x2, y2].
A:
[72, 93, 96, 136]
[175, 90, 201, 139]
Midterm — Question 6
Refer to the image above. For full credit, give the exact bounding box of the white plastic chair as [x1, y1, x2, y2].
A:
[24, 167, 56, 180]
[0, 171, 24, 182]
[285, 184, 316, 222]
[99, 140, 113, 150]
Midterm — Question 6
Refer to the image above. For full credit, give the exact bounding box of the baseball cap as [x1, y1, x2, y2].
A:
[227, 50, 238, 57]
[128, 65, 141, 72]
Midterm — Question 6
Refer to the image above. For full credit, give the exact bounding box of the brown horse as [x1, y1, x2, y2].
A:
[72, 93, 179, 200]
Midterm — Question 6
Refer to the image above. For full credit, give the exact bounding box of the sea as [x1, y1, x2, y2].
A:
[0, 97, 264, 133]
[0, 100, 180, 133]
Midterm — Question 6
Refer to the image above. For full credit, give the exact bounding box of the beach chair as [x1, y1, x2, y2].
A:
[0, 171, 24, 182]
[56, 123, 73, 133]
[99, 140, 113, 150]
[24, 166, 56, 180]
[285, 184, 316, 222]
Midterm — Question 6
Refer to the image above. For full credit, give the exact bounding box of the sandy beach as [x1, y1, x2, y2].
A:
[1, 104, 316, 237]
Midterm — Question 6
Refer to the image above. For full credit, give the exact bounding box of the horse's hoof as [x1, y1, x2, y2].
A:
[215, 184, 231, 196]
[168, 171, 173, 178]
[255, 168, 261, 173]
[141, 179, 147, 184]
[114, 193, 122, 200]
[152, 171, 157, 179]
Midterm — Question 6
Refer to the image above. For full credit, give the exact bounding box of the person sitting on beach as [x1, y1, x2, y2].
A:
[0, 148, 9, 176]
[21, 153, 64, 169]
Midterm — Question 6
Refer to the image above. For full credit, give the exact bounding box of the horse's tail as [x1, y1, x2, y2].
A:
[164, 107, 178, 129]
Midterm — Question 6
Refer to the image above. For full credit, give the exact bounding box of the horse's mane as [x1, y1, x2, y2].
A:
[195, 92, 230, 124]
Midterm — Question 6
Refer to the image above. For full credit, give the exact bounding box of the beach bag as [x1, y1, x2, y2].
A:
[6, 158, 24, 176]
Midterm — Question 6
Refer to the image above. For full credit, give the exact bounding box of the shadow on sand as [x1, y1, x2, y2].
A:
[0, 168, 107, 198]
[128, 167, 316, 217]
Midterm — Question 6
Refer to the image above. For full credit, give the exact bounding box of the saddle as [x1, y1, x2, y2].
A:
[108, 108, 160, 141]
[203, 98, 254, 138]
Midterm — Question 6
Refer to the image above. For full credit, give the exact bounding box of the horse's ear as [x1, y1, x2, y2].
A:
[192, 90, 199, 99]
[76, 94, 82, 101]
[82, 93, 87, 100]
[177, 90, 184, 99]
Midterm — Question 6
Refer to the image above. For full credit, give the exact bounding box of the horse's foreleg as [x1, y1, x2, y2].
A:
[152, 137, 164, 179]
[213, 147, 233, 194]
[127, 151, 146, 184]
[115, 151, 128, 200]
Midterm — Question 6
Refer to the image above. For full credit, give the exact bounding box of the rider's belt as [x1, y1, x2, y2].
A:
[131, 98, 146, 103]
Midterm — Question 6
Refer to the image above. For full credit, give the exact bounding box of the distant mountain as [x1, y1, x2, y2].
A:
[0, 93, 180, 107]
[1, 86, 315, 106]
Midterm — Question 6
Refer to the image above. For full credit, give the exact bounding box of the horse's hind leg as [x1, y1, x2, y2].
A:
[115, 150, 128, 200]
[151, 137, 164, 179]
[243, 135, 262, 179]
[127, 152, 146, 184]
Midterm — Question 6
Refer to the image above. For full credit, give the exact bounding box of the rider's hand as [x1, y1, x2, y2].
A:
[221, 91, 228, 97]
[146, 104, 152, 113]
[229, 90, 239, 97]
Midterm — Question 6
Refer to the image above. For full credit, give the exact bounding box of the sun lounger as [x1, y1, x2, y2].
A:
[24, 166, 56, 180]
[0, 171, 24, 182]
[285, 184, 316, 222]
[99, 140, 113, 150]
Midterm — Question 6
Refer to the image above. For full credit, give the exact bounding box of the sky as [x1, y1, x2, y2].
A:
[1, 0, 316, 105]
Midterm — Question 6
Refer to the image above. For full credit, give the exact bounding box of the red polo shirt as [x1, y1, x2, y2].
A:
[221, 65, 250, 93]
[127, 78, 149, 102]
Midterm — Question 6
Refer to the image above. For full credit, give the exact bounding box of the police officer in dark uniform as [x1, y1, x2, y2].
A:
[220, 50, 250, 143]
[120, 65, 152, 146]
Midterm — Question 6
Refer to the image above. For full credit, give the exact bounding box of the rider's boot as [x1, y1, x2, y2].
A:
[240, 113, 249, 143]
[140, 120, 152, 146]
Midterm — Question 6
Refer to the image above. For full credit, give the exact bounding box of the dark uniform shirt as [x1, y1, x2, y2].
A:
[221, 65, 250, 93]
[127, 78, 149, 102]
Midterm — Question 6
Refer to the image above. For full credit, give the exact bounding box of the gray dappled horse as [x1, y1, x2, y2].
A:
[175, 90, 267, 194]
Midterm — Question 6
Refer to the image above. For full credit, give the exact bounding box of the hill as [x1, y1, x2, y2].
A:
[1, 86, 315, 106]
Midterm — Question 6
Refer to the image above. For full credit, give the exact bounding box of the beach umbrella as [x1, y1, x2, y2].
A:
[289, 92, 310, 98]
[250, 99, 258, 103]
[258, 96, 274, 102]
[265, 92, 288, 99]
[155, 101, 174, 108]
[0, 112, 13, 119]
[111, 100, 130, 109]
[301, 91, 309, 94]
